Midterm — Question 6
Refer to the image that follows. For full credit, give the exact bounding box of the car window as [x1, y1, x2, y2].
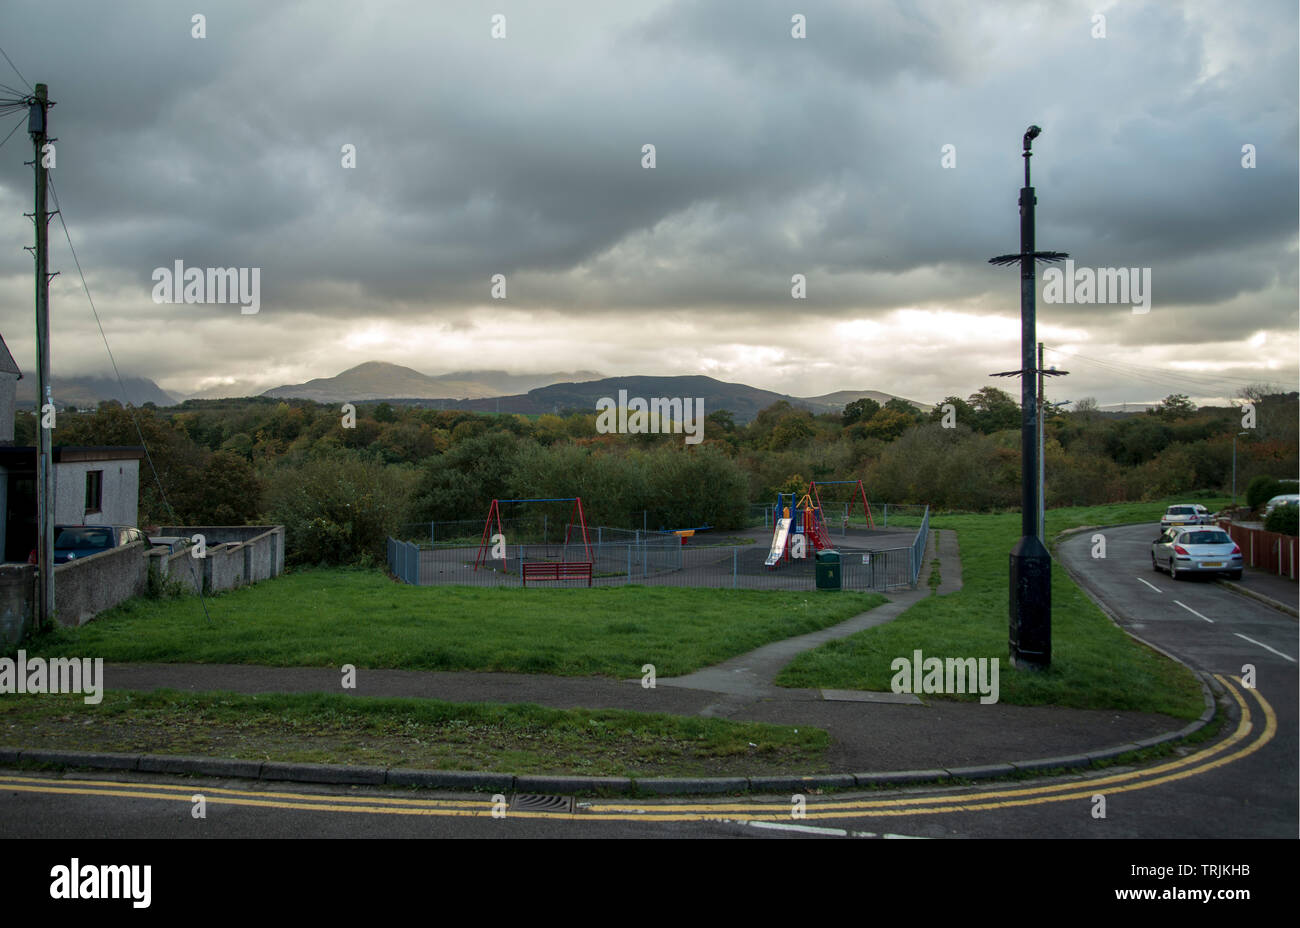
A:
[1182, 531, 1230, 545]
[55, 528, 113, 549]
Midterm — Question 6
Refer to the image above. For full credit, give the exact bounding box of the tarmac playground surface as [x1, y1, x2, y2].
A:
[413, 524, 924, 591]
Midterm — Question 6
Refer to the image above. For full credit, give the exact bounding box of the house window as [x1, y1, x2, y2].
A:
[85, 470, 103, 513]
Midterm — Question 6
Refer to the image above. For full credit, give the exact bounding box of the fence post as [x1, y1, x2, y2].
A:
[627, 544, 632, 583]
[431, 523, 435, 546]
[733, 547, 738, 589]
[883, 503, 888, 528]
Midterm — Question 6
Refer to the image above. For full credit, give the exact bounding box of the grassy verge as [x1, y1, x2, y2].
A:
[0, 690, 828, 779]
[774, 498, 1221, 717]
[23, 574, 886, 678]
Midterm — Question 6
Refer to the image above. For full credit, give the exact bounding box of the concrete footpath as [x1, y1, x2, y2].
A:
[1220, 567, 1297, 618]
[3, 529, 1220, 794]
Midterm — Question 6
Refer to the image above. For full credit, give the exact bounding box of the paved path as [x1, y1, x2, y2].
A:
[1222, 566, 1297, 616]
[657, 529, 963, 698]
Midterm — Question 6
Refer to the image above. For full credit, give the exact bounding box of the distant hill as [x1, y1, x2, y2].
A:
[1098, 402, 1157, 414]
[262, 362, 604, 403]
[796, 389, 934, 413]
[16, 375, 177, 410]
[413, 375, 931, 424]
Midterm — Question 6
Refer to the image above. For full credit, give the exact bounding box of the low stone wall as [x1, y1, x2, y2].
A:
[158, 526, 285, 581]
[0, 564, 35, 648]
[54, 541, 150, 627]
[154, 548, 203, 594]
[11, 525, 287, 634]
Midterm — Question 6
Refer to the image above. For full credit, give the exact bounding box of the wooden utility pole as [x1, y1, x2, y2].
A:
[29, 83, 55, 629]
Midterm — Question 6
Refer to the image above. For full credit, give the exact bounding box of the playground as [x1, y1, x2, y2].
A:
[388, 482, 930, 593]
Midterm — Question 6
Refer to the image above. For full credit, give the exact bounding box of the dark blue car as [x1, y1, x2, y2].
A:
[28, 525, 149, 564]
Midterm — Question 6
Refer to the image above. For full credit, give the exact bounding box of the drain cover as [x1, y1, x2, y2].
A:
[509, 794, 575, 813]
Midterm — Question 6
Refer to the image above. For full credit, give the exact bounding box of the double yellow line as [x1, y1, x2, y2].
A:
[0, 676, 1273, 825]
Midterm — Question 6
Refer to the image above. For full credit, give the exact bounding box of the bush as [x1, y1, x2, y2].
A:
[1246, 475, 1297, 510]
[265, 449, 420, 566]
[1265, 504, 1298, 536]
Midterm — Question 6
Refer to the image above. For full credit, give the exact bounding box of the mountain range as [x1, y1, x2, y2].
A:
[261, 362, 604, 403]
[16, 361, 932, 423]
[16, 375, 178, 409]
[258, 363, 932, 422]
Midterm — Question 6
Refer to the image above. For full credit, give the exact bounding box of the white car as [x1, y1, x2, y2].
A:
[1263, 494, 1299, 518]
[1160, 504, 1210, 531]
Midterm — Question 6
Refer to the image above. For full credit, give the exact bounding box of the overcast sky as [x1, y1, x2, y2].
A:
[0, 0, 1295, 408]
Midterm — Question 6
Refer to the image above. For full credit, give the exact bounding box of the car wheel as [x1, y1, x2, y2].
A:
[1169, 561, 1179, 581]
[1152, 553, 1161, 572]
[1228, 570, 1243, 581]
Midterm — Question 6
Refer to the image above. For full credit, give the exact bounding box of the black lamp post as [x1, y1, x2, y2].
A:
[988, 126, 1069, 670]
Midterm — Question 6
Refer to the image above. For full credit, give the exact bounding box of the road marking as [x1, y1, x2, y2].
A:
[1136, 578, 1163, 593]
[1233, 633, 1296, 663]
[1174, 600, 1214, 623]
[748, 821, 848, 837]
[0, 680, 1273, 825]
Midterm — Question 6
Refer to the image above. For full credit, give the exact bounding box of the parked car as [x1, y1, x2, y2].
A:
[27, 525, 149, 565]
[1159, 504, 1211, 531]
[1263, 494, 1299, 518]
[1151, 526, 1243, 580]
[148, 535, 192, 555]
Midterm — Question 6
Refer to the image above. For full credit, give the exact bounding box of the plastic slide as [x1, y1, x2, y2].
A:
[765, 518, 793, 567]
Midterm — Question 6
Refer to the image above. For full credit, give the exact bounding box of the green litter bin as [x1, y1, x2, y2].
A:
[815, 549, 842, 591]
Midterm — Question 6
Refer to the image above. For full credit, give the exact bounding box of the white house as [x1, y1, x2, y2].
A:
[0, 332, 143, 561]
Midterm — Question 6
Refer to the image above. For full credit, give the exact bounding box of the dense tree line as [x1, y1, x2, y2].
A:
[14, 385, 1295, 565]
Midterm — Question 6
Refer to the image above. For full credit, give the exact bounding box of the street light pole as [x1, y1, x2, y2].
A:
[987, 126, 1069, 671]
[1232, 431, 1248, 504]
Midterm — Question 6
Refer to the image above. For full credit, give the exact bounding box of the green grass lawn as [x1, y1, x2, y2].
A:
[773, 497, 1226, 717]
[24, 576, 886, 678]
[0, 690, 828, 779]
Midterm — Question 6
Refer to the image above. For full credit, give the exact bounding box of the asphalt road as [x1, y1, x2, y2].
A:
[1, 522, 1294, 839]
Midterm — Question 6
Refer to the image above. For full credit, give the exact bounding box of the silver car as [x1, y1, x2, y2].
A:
[1152, 527, 1243, 580]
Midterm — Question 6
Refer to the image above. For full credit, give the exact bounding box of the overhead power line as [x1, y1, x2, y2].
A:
[1043, 346, 1269, 398]
[47, 173, 213, 625]
[0, 42, 33, 92]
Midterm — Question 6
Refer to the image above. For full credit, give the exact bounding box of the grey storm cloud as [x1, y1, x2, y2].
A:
[0, 0, 1294, 403]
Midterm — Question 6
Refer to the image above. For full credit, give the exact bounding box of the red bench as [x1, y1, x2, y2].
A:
[521, 561, 593, 587]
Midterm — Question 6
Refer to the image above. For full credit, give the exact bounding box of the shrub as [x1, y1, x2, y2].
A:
[265, 449, 419, 566]
[1247, 475, 1292, 510]
[1265, 504, 1298, 536]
